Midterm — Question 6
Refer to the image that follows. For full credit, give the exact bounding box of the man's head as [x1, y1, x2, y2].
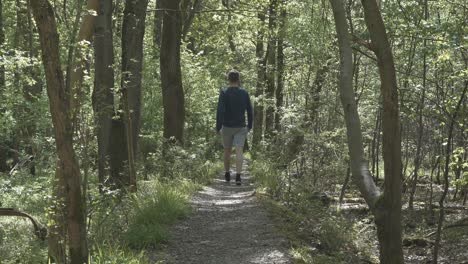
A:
[227, 69, 240, 86]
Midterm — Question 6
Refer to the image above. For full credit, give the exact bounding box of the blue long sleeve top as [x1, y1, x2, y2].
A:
[216, 87, 253, 131]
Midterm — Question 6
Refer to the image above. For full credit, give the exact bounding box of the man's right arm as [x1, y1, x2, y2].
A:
[246, 91, 253, 131]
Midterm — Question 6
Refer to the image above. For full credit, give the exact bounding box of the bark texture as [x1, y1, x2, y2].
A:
[93, 0, 115, 187]
[252, 11, 266, 148]
[30, 0, 88, 262]
[69, 0, 99, 125]
[329, 0, 380, 211]
[275, 2, 286, 131]
[121, 0, 148, 154]
[264, 0, 277, 137]
[360, 0, 404, 262]
[160, 0, 185, 143]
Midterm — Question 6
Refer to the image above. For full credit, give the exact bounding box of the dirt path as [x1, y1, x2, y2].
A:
[149, 161, 292, 264]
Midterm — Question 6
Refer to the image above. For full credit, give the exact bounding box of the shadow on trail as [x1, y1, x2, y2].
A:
[150, 161, 292, 264]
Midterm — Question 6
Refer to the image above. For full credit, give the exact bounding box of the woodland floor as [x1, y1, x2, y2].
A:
[148, 160, 292, 264]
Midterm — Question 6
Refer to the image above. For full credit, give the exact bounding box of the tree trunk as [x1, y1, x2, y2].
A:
[160, 0, 184, 143]
[30, 0, 88, 263]
[69, 0, 99, 126]
[408, 0, 428, 210]
[433, 82, 467, 263]
[275, 1, 286, 131]
[0, 0, 4, 92]
[153, 0, 162, 48]
[306, 59, 331, 128]
[109, 0, 148, 190]
[264, 0, 277, 138]
[16, 0, 43, 175]
[360, 0, 404, 262]
[329, 0, 380, 212]
[93, 0, 115, 188]
[252, 11, 266, 148]
[182, 0, 201, 40]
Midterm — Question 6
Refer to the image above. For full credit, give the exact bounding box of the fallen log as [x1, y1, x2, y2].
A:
[0, 208, 47, 240]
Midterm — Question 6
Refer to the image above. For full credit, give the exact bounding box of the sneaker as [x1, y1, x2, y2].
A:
[225, 171, 231, 182]
[236, 174, 241, 185]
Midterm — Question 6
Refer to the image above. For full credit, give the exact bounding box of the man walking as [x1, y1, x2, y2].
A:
[216, 70, 253, 185]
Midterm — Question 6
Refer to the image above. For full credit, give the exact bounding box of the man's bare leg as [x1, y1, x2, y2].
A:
[235, 147, 243, 185]
[224, 147, 232, 179]
[236, 147, 243, 174]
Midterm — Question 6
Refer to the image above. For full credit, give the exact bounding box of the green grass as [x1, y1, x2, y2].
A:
[123, 160, 223, 249]
[125, 180, 192, 248]
[91, 244, 147, 263]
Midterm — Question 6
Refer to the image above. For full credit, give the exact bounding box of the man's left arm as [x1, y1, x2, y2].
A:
[246, 92, 253, 131]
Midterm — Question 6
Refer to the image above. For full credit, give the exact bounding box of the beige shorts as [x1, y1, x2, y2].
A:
[221, 126, 248, 148]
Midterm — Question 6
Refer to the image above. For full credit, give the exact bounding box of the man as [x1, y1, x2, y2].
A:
[216, 69, 253, 185]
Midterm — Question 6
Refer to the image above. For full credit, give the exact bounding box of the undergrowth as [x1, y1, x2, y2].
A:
[251, 158, 374, 264]
[0, 151, 222, 263]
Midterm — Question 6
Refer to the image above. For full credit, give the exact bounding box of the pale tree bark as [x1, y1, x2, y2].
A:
[330, 0, 404, 263]
[360, 0, 404, 262]
[93, 0, 114, 188]
[160, 0, 185, 143]
[30, 0, 88, 263]
[329, 0, 380, 210]
[252, 11, 266, 149]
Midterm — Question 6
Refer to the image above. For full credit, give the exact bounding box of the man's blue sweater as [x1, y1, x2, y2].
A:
[216, 87, 253, 132]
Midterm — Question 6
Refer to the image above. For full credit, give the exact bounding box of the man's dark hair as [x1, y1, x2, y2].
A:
[227, 69, 240, 83]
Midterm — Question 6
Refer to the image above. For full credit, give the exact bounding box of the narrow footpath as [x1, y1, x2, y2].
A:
[150, 160, 292, 264]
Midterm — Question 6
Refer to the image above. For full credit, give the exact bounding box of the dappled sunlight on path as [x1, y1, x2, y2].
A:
[150, 161, 292, 264]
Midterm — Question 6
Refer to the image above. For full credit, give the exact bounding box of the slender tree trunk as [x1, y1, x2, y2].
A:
[252, 11, 266, 148]
[264, 0, 277, 137]
[30, 0, 88, 262]
[182, 0, 201, 40]
[433, 81, 467, 263]
[0, 0, 6, 173]
[111, 0, 148, 190]
[306, 59, 331, 128]
[0, 0, 4, 92]
[360, 0, 404, 262]
[329, 0, 380, 210]
[408, 0, 428, 210]
[153, 0, 162, 48]
[274, 2, 286, 131]
[69, 0, 99, 126]
[160, 0, 184, 143]
[221, 0, 236, 53]
[370, 108, 381, 177]
[16, 0, 43, 175]
[93, 0, 115, 188]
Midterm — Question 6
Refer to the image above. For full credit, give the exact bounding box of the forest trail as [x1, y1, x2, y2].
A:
[149, 160, 292, 264]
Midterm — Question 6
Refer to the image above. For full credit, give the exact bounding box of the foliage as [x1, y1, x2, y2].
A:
[124, 180, 192, 248]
